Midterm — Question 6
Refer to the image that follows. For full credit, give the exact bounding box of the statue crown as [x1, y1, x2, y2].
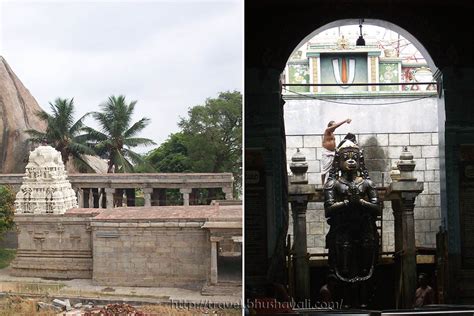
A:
[337, 139, 360, 153]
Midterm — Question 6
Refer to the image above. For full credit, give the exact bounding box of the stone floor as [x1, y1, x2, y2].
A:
[0, 267, 241, 305]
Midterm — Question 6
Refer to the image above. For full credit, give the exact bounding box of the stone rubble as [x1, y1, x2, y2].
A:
[36, 301, 62, 312]
[83, 303, 145, 316]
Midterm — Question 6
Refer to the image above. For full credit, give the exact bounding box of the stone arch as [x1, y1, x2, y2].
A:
[288, 19, 438, 74]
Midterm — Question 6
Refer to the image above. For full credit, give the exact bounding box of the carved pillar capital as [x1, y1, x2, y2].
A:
[289, 148, 308, 184]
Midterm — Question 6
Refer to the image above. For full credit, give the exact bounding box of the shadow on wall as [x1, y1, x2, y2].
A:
[360, 135, 389, 186]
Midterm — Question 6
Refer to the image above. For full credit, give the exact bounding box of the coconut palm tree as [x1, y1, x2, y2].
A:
[25, 98, 96, 170]
[84, 95, 155, 173]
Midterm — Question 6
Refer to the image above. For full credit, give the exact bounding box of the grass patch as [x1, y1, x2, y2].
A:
[0, 248, 16, 269]
[0, 296, 57, 316]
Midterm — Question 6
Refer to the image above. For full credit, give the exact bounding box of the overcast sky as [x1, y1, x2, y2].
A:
[0, 0, 242, 152]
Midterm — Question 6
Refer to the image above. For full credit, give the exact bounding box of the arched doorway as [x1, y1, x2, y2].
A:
[283, 20, 442, 308]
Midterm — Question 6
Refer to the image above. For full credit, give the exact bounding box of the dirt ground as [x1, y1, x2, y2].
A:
[0, 296, 242, 316]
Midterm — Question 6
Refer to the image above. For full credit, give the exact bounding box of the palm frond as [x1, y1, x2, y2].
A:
[81, 127, 109, 142]
[34, 110, 51, 122]
[67, 142, 97, 156]
[70, 112, 91, 135]
[123, 148, 146, 165]
[123, 137, 156, 148]
[124, 118, 151, 138]
[25, 129, 47, 141]
[110, 149, 134, 173]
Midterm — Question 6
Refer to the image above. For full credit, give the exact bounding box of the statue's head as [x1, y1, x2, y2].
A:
[337, 140, 360, 173]
[327, 134, 371, 181]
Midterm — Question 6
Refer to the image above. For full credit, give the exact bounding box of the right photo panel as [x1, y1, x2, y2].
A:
[245, 1, 474, 315]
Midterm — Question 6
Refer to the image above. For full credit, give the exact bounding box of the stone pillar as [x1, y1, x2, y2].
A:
[387, 147, 423, 309]
[180, 188, 192, 206]
[210, 236, 222, 284]
[105, 188, 115, 209]
[88, 189, 94, 208]
[222, 187, 233, 200]
[77, 188, 84, 208]
[98, 188, 104, 208]
[143, 188, 153, 207]
[291, 196, 310, 302]
[288, 148, 312, 302]
[122, 190, 128, 207]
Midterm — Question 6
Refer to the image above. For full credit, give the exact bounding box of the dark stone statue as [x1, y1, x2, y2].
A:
[324, 135, 380, 308]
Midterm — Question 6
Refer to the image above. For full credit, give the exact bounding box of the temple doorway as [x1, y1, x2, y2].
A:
[283, 19, 445, 308]
[217, 236, 242, 283]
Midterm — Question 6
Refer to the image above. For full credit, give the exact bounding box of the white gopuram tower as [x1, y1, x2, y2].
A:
[15, 146, 78, 214]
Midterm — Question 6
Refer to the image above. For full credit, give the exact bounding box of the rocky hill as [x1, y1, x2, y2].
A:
[0, 56, 47, 173]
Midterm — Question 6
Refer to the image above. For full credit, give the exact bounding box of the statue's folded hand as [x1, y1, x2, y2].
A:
[359, 199, 380, 216]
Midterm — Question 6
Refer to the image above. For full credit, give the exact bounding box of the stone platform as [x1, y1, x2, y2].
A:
[10, 209, 98, 279]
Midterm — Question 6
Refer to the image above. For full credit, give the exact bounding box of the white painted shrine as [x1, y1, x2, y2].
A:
[14, 146, 77, 214]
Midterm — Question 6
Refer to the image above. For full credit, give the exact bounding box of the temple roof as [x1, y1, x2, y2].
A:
[70, 204, 241, 221]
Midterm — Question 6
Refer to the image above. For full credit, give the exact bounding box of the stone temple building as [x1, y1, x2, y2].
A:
[11, 146, 241, 291]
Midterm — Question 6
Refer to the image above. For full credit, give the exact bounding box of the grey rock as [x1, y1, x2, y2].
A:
[0, 56, 47, 173]
[38, 301, 62, 312]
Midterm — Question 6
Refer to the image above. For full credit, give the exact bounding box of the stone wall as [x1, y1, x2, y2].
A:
[286, 132, 441, 253]
[10, 204, 241, 288]
[91, 219, 211, 288]
[11, 211, 96, 278]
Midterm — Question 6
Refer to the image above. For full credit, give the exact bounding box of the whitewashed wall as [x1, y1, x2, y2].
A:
[285, 96, 441, 253]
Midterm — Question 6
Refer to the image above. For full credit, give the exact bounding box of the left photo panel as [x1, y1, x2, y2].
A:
[0, 0, 242, 314]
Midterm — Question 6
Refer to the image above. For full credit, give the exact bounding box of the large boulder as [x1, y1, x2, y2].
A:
[0, 56, 47, 173]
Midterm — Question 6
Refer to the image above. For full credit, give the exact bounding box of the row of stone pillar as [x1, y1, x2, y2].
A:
[76, 187, 234, 209]
[76, 188, 116, 209]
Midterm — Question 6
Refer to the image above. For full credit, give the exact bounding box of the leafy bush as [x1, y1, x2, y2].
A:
[0, 185, 15, 235]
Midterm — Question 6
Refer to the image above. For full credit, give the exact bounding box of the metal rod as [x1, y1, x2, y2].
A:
[283, 82, 436, 87]
[309, 251, 396, 257]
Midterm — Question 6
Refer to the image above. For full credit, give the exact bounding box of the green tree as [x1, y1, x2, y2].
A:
[144, 91, 241, 195]
[0, 186, 15, 235]
[180, 91, 241, 186]
[145, 133, 191, 173]
[84, 95, 156, 173]
[25, 98, 96, 171]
